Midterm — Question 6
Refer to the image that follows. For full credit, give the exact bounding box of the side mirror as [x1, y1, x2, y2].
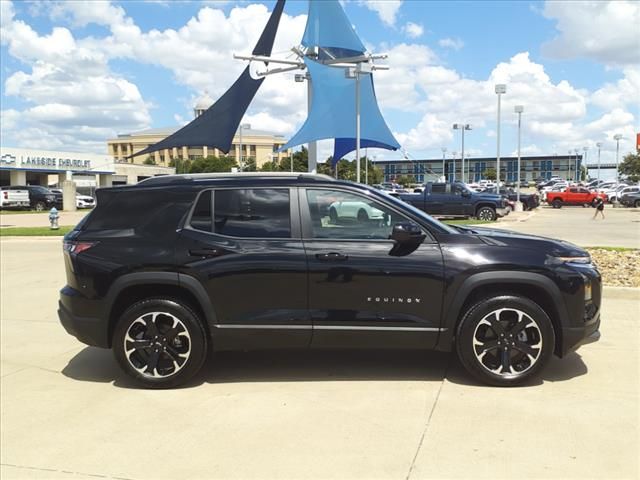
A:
[461, 189, 471, 198]
[390, 222, 425, 244]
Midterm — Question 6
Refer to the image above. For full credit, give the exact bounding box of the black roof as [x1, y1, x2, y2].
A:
[135, 172, 337, 188]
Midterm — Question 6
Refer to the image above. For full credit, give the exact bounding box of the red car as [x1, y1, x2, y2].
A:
[546, 187, 607, 208]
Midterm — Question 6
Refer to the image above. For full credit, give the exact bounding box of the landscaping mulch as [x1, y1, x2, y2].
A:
[587, 248, 640, 287]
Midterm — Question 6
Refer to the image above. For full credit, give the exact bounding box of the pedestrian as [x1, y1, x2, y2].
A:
[592, 197, 605, 220]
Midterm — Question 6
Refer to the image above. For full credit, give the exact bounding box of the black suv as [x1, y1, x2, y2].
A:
[58, 173, 601, 388]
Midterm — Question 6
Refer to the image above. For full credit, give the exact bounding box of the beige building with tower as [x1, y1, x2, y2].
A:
[107, 94, 291, 169]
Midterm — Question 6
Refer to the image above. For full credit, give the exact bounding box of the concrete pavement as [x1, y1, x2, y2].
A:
[1, 238, 638, 479]
[489, 205, 640, 248]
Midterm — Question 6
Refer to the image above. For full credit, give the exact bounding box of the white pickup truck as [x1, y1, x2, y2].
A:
[0, 187, 30, 209]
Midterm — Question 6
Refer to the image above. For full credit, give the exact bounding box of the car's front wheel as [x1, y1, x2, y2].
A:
[113, 298, 207, 388]
[476, 206, 496, 221]
[456, 295, 555, 386]
[552, 199, 562, 209]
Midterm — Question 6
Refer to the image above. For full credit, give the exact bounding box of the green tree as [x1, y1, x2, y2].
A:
[619, 152, 640, 182]
[143, 156, 156, 165]
[188, 155, 237, 173]
[484, 167, 497, 181]
[395, 175, 412, 187]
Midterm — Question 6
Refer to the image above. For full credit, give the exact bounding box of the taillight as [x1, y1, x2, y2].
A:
[63, 241, 97, 255]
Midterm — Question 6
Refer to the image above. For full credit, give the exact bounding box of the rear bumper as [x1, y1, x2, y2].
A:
[58, 286, 109, 348]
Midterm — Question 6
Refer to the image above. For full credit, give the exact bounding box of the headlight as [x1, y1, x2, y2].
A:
[546, 255, 592, 266]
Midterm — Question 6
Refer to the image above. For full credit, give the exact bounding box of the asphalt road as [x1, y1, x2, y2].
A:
[1, 238, 638, 480]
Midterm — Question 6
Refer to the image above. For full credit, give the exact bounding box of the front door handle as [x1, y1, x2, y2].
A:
[189, 248, 225, 258]
[315, 252, 348, 262]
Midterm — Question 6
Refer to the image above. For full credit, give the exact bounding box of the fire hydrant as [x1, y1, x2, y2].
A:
[49, 207, 59, 230]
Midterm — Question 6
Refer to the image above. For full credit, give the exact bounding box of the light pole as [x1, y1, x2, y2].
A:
[613, 134, 623, 205]
[238, 123, 251, 171]
[441, 147, 447, 182]
[451, 151, 457, 181]
[514, 105, 524, 210]
[596, 142, 603, 182]
[495, 84, 507, 186]
[294, 72, 318, 173]
[574, 148, 580, 182]
[582, 146, 589, 182]
[453, 123, 471, 183]
[568, 150, 573, 181]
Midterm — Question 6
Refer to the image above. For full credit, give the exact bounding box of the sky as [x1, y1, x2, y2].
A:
[1, 0, 638, 166]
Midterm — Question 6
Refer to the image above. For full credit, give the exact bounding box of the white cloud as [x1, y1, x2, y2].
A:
[0, 1, 150, 152]
[359, 0, 403, 27]
[542, 0, 640, 67]
[402, 22, 423, 39]
[438, 37, 464, 51]
[590, 67, 640, 110]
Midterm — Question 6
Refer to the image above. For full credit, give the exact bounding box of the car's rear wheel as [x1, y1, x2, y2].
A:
[113, 298, 207, 388]
[552, 199, 562, 209]
[34, 201, 46, 211]
[456, 295, 555, 386]
[476, 206, 496, 221]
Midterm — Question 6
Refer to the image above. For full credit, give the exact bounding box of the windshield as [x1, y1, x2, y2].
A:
[361, 184, 459, 234]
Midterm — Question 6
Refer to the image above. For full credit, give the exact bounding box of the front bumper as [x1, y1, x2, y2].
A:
[58, 286, 109, 348]
[561, 312, 600, 355]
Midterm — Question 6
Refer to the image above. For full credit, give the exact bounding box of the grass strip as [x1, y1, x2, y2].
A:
[0, 226, 73, 236]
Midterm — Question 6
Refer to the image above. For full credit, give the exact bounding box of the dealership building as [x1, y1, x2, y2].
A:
[107, 94, 291, 169]
[0, 147, 174, 189]
[373, 154, 599, 184]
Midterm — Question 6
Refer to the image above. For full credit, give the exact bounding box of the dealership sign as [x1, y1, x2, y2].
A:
[0, 147, 115, 174]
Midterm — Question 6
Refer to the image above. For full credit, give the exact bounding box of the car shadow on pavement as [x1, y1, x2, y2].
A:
[61, 347, 588, 389]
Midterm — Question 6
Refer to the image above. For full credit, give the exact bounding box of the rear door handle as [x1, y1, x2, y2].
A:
[315, 252, 348, 262]
[189, 248, 225, 258]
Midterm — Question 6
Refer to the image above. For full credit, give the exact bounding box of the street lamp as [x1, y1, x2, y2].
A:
[514, 105, 524, 210]
[452, 123, 471, 183]
[295, 72, 317, 174]
[495, 84, 507, 186]
[613, 134, 623, 205]
[582, 146, 589, 181]
[346, 63, 373, 183]
[451, 151, 457, 181]
[574, 148, 580, 182]
[568, 150, 573, 181]
[441, 147, 447, 182]
[238, 123, 251, 171]
[596, 142, 603, 182]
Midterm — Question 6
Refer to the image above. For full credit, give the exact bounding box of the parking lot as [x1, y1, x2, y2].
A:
[1, 237, 638, 480]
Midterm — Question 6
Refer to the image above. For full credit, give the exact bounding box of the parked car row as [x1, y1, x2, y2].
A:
[535, 176, 640, 208]
[0, 185, 95, 210]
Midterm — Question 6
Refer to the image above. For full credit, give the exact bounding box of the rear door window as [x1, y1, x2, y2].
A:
[214, 189, 291, 238]
[190, 191, 212, 232]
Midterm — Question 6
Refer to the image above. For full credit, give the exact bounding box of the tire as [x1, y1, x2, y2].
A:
[329, 206, 338, 224]
[456, 295, 555, 387]
[476, 206, 496, 221]
[34, 201, 46, 212]
[634, 200, 640, 208]
[357, 208, 369, 222]
[113, 298, 208, 389]
[552, 199, 562, 209]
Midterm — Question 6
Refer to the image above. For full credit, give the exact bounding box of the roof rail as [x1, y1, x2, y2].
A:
[137, 171, 335, 186]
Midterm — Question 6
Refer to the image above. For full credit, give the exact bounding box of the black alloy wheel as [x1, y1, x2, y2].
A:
[476, 206, 496, 221]
[552, 199, 562, 209]
[113, 298, 207, 388]
[456, 295, 555, 386]
[34, 201, 46, 211]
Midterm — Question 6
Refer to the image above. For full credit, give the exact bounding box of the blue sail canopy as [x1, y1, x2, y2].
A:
[280, 59, 400, 158]
[302, 0, 365, 55]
